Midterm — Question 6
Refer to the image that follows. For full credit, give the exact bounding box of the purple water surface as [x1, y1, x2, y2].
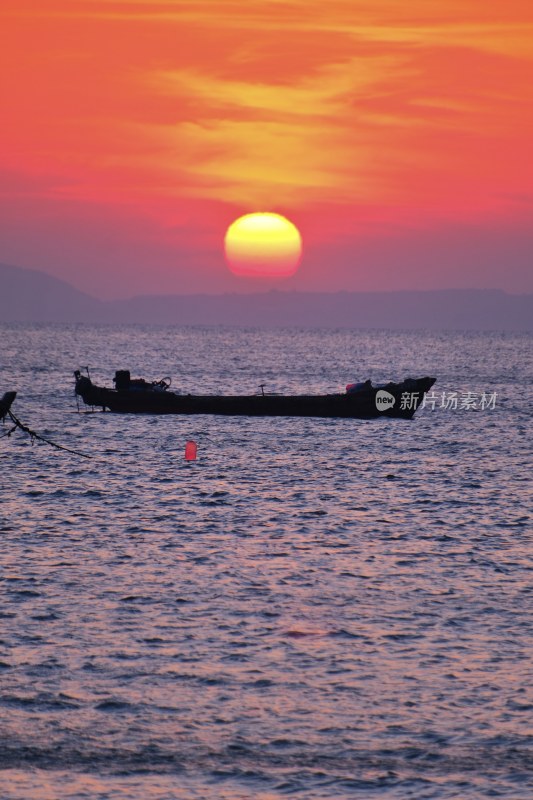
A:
[1, 324, 532, 799]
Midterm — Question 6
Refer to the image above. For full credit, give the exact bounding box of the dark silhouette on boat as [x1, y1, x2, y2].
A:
[74, 370, 436, 420]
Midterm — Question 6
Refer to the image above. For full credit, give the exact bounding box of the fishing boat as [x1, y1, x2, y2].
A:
[74, 370, 435, 420]
[0, 391, 17, 421]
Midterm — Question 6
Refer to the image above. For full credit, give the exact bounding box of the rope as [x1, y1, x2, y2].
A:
[0, 424, 17, 440]
[6, 410, 93, 459]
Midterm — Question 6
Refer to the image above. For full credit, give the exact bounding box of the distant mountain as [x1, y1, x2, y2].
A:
[1, 262, 532, 331]
[0, 262, 101, 322]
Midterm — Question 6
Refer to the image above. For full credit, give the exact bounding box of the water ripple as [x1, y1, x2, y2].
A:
[1, 324, 532, 799]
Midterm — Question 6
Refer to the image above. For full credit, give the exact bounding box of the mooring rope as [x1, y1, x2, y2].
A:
[0, 424, 17, 440]
[5, 410, 93, 459]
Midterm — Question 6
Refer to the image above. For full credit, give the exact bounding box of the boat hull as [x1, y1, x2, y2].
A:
[74, 375, 436, 420]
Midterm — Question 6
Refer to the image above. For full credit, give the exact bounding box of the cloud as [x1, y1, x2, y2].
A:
[2, 0, 532, 251]
[138, 56, 411, 206]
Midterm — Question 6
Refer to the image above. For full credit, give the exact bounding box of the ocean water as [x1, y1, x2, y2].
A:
[0, 323, 531, 800]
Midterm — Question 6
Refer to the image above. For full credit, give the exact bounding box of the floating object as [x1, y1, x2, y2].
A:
[74, 370, 436, 420]
[185, 440, 197, 461]
[0, 391, 17, 422]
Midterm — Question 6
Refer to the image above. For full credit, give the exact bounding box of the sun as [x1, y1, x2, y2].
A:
[224, 212, 302, 278]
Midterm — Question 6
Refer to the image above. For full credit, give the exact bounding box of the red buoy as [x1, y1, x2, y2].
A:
[185, 440, 197, 461]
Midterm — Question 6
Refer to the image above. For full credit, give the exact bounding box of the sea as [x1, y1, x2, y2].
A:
[0, 323, 532, 800]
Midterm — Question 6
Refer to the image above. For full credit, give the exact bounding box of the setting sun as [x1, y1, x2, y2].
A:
[224, 213, 303, 278]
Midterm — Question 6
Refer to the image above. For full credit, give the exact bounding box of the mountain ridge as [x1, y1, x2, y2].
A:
[1, 262, 531, 331]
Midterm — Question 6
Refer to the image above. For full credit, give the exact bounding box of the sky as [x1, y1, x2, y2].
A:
[1, 0, 532, 298]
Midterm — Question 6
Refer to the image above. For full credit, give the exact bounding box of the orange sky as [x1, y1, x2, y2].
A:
[1, 0, 532, 297]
